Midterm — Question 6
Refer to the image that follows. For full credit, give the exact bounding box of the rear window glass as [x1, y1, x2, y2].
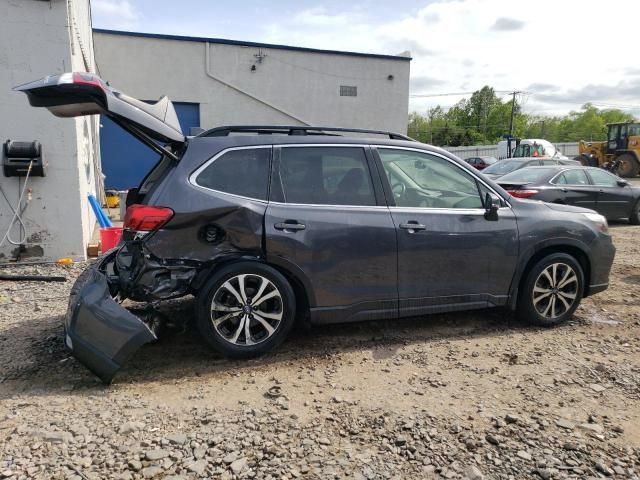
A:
[195, 148, 270, 200]
[552, 170, 589, 185]
[279, 147, 375, 206]
[499, 168, 556, 183]
[139, 156, 173, 196]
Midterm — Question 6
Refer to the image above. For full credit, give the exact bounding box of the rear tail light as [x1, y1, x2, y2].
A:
[124, 204, 174, 232]
[509, 189, 539, 199]
[57, 72, 107, 91]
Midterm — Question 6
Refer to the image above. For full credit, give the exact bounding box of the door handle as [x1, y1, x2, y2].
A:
[561, 188, 568, 193]
[274, 220, 306, 231]
[399, 221, 427, 232]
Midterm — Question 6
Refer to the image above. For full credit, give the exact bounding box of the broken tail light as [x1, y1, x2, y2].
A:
[509, 189, 539, 199]
[124, 205, 174, 232]
[54, 72, 107, 91]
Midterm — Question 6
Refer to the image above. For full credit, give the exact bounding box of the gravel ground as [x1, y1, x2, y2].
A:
[1, 223, 639, 479]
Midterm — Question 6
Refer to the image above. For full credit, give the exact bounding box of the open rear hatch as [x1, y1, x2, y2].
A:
[15, 72, 185, 382]
[14, 72, 185, 159]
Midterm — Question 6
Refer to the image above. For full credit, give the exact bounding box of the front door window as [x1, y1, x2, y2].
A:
[377, 149, 484, 209]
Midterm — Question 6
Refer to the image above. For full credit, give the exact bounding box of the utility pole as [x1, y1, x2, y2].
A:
[508, 90, 521, 157]
[429, 110, 434, 144]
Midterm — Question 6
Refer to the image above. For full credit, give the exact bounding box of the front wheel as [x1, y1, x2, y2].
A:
[195, 262, 296, 358]
[517, 253, 584, 327]
[629, 200, 640, 225]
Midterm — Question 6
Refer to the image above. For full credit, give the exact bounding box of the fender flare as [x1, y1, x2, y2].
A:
[507, 237, 592, 309]
[190, 253, 316, 308]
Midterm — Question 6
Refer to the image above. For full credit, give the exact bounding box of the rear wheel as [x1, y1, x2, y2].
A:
[517, 253, 584, 327]
[195, 262, 296, 358]
[615, 153, 640, 178]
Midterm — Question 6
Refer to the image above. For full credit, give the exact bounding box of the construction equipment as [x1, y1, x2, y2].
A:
[576, 122, 640, 177]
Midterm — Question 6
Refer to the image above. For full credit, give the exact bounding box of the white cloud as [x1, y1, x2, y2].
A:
[261, 0, 640, 116]
[92, 0, 140, 30]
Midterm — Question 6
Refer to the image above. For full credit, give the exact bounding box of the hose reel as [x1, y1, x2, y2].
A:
[3, 140, 46, 177]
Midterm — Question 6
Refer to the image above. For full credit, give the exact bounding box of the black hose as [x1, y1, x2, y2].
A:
[0, 274, 66, 282]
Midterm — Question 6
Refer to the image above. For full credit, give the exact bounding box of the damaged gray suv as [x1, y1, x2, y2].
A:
[17, 73, 616, 383]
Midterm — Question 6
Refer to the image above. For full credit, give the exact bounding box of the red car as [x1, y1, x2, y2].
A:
[464, 156, 498, 170]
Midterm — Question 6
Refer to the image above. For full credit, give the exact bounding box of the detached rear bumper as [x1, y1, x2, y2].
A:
[65, 263, 156, 384]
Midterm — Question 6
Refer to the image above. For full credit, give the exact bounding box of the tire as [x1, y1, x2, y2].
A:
[630, 200, 640, 225]
[517, 253, 584, 327]
[615, 153, 640, 178]
[575, 154, 591, 166]
[575, 154, 599, 167]
[195, 262, 296, 358]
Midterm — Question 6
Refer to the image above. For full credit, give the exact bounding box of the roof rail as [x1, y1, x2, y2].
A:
[199, 125, 416, 141]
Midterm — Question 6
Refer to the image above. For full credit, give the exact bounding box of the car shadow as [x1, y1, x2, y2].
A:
[0, 297, 592, 400]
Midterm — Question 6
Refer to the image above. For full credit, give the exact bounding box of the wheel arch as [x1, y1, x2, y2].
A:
[191, 254, 314, 322]
[508, 241, 592, 309]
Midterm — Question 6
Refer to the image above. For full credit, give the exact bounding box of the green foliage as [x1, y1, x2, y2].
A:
[408, 89, 636, 146]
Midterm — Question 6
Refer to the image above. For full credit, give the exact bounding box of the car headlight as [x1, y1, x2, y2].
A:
[582, 212, 609, 233]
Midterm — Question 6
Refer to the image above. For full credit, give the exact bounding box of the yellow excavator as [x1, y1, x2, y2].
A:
[576, 122, 640, 177]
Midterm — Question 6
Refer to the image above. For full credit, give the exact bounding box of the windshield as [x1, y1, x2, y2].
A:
[483, 160, 525, 175]
[513, 143, 546, 158]
[498, 167, 557, 183]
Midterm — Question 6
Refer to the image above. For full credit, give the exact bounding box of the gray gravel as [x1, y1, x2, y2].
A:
[1, 224, 640, 479]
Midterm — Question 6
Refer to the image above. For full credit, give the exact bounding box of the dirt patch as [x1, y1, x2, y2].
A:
[1, 227, 640, 479]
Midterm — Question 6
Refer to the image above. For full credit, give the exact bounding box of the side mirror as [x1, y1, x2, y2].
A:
[484, 192, 500, 221]
[617, 179, 630, 187]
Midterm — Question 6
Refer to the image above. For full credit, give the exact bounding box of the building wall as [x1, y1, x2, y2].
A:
[0, 0, 97, 261]
[93, 32, 411, 134]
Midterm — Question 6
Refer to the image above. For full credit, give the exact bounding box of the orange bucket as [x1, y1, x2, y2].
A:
[100, 227, 123, 252]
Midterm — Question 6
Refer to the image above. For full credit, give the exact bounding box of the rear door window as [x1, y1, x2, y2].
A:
[554, 170, 589, 185]
[278, 147, 376, 206]
[194, 147, 271, 200]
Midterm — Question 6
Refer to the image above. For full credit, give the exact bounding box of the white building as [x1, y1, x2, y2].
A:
[0, 0, 100, 261]
[0, 1, 411, 260]
[93, 30, 411, 190]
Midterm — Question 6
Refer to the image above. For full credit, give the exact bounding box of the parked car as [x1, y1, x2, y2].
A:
[15, 73, 616, 383]
[496, 166, 640, 223]
[464, 156, 498, 170]
[482, 157, 580, 180]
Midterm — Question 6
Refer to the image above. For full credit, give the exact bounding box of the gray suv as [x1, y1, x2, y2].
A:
[16, 73, 616, 383]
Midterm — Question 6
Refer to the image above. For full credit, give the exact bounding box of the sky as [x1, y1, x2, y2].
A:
[91, 0, 640, 117]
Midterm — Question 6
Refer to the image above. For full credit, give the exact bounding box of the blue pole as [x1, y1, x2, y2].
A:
[88, 194, 112, 228]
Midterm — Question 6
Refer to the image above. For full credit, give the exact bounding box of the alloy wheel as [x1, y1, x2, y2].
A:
[532, 263, 578, 319]
[210, 274, 283, 346]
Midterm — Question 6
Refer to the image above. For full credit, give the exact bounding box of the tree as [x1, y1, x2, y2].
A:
[409, 90, 637, 146]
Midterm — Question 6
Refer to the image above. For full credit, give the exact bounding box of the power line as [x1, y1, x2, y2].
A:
[408, 123, 512, 130]
[412, 90, 640, 112]
[410, 90, 514, 98]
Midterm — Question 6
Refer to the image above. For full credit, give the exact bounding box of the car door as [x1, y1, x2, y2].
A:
[374, 147, 519, 316]
[549, 169, 598, 210]
[587, 168, 633, 219]
[265, 145, 398, 323]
